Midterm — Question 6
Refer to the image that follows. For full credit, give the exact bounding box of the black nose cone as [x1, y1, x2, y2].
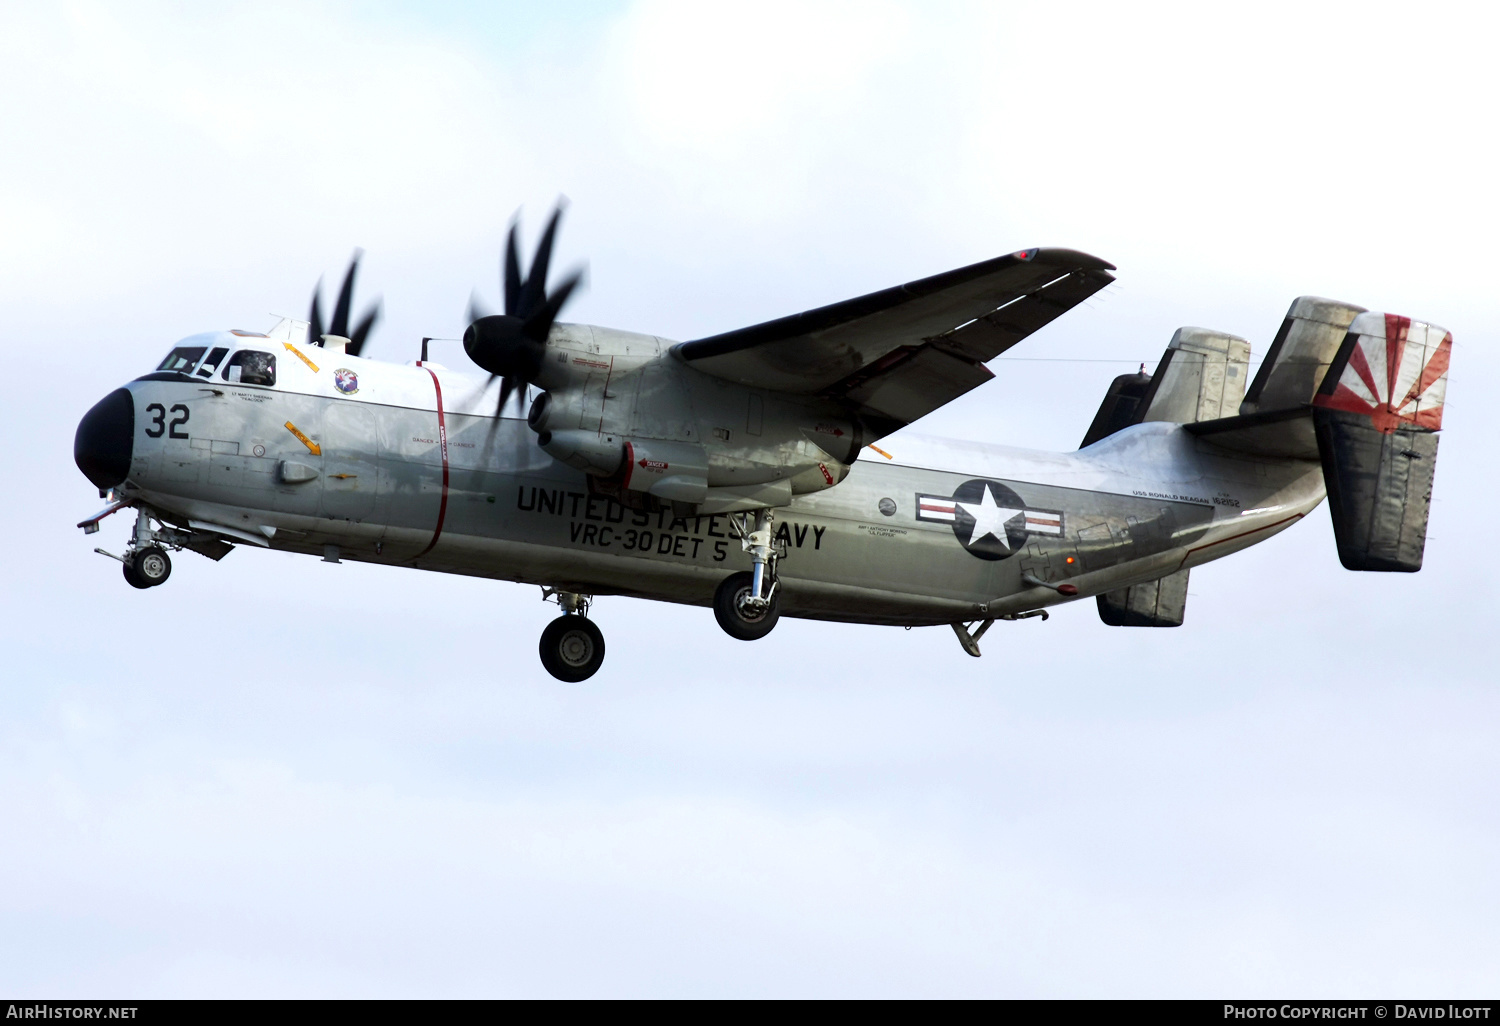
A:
[75, 388, 134, 489]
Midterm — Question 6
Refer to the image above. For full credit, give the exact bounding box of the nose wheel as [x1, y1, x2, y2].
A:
[538, 589, 605, 682]
[123, 545, 172, 589]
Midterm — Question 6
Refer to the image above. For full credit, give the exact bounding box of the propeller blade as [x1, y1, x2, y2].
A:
[484, 373, 504, 431]
[347, 301, 381, 357]
[521, 269, 583, 343]
[308, 281, 325, 347]
[467, 290, 492, 325]
[331, 251, 362, 338]
[465, 201, 579, 387]
[518, 206, 563, 319]
[503, 222, 522, 317]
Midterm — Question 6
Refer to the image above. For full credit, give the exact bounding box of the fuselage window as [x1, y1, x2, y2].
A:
[157, 347, 207, 373]
[197, 346, 230, 378]
[222, 350, 276, 387]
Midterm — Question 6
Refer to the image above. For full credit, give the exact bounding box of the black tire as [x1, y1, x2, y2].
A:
[713, 570, 780, 640]
[123, 560, 151, 589]
[539, 615, 606, 682]
[132, 545, 172, 587]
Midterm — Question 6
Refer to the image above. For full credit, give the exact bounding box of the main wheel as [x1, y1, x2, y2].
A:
[131, 545, 172, 587]
[713, 570, 780, 640]
[539, 614, 606, 682]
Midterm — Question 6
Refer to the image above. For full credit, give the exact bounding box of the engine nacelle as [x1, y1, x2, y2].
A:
[536, 428, 624, 477]
[620, 438, 710, 504]
[526, 324, 865, 512]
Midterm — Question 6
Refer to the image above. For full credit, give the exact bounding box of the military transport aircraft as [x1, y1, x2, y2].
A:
[73, 209, 1450, 681]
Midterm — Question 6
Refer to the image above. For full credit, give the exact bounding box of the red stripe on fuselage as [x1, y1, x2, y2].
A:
[415, 366, 450, 559]
[1177, 512, 1304, 569]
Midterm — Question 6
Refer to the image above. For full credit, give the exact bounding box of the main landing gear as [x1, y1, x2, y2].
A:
[535, 507, 786, 678]
[538, 589, 605, 682]
[714, 508, 782, 641]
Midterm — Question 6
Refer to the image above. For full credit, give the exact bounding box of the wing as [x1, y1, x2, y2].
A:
[673, 247, 1115, 428]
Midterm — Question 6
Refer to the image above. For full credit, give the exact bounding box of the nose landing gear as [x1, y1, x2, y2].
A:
[538, 589, 605, 682]
[95, 508, 178, 589]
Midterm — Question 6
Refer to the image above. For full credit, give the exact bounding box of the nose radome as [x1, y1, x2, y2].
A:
[74, 388, 134, 489]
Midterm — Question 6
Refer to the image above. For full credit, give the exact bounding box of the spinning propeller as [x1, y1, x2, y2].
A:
[309, 251, 382, 356]
[464, 205, 584, 416]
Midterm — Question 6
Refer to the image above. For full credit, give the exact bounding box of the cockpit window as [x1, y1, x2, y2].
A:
[196, 346, 230, 378]
[157, 346, 207, 373]
[222, 350, 276, 387]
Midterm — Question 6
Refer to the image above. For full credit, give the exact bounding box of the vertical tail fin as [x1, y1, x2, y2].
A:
[1138, 327, 1251, 424]
[1241, 296, 1367, 415]
[1312, 312, 1451, 572]
[1079, 327, 1249, 447]
[1079, 369, 1153, 447]
[1181, 296, 1396, 461]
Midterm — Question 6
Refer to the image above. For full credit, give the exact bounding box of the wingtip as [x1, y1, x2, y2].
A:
[1030, 247, 1116, 272]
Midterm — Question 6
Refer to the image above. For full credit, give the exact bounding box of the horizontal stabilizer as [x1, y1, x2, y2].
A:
[1184, 406, 1319, 460]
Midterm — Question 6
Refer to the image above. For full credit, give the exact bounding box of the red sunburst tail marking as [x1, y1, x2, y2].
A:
[1315, 311, 1451, 434]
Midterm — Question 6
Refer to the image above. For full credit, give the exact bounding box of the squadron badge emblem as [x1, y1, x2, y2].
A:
[334, 368, 359, 395]
[915, 479, 1063, 560]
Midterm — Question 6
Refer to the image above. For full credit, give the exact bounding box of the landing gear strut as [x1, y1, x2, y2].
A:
[715, 509, 782, 640]
[538, 589, 605, 682]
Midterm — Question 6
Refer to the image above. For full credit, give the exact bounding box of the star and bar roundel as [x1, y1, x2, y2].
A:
[1314, 311, 1451, 434]
[916, 479, 1063, 560]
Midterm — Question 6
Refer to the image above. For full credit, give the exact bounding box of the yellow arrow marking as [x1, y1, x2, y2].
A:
[868, 444, 894, 460]
[285, 421, 321, 455]
[283, 343, 320, 374]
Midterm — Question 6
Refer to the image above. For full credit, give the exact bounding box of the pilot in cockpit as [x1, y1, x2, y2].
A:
[223, 350, 276, 387]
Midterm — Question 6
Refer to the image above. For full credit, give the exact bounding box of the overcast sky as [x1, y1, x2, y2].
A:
[2, 0, 1497, 997]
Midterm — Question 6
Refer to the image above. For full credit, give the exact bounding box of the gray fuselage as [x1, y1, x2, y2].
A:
[108, 335, 1326, 626]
